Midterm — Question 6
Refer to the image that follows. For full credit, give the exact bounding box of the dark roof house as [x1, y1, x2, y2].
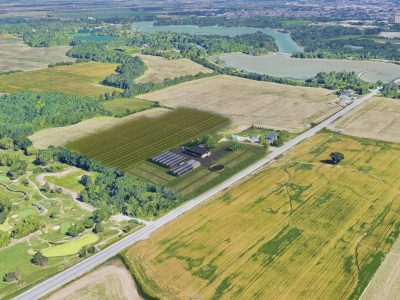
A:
[265, 133, 278, 144]
[184, 146, 211, 158]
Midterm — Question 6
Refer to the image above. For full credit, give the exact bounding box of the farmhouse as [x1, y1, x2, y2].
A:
[266, 133, 278, 144]
[184, 146, 211, 159]
[250, 134, 260, 143]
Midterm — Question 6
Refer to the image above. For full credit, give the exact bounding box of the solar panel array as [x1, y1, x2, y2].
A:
[170, 160, 201, 176]
[151, 151, 186, 168]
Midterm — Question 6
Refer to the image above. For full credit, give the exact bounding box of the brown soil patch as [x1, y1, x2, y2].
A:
[45, 261, 141, 300]
[330, 96, 400, 143]
[139, 75, 339, 132]
[136, 54, 212, 83]
[0, 36, 74, 72]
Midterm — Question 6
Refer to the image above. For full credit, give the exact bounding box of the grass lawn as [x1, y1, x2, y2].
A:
[46, 170, 98, 193]
[42, 234, 99, 257]
[66, 108, 229, 172]
[130, 143, 265, 198]
[17, 208, 38, 218]
[125, 131, 400, 300]
[102, 97, 156, 116]
[0, 62, 120, 96]
[0, 242, 79, 300]
[0, 218, 11, 231]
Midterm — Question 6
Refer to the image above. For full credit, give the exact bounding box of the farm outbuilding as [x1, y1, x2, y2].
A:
[184, 146, 211, 159]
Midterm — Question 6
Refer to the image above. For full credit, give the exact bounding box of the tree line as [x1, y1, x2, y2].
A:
[36, 147, 183, 218]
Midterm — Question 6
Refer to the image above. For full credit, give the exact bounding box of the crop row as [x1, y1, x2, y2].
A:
[67, 108, 229, 170]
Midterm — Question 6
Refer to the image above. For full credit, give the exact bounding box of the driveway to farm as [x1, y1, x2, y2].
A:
[14, 89, 379, 300]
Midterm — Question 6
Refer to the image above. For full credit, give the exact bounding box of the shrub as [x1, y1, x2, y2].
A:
[31, 251, 48, 266]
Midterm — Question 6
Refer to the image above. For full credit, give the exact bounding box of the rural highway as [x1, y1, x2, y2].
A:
[15, 88, 380, 300]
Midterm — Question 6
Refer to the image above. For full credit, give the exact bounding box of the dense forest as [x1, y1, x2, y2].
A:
[305, 71, 377, 94]
[381, 83, 400, 99]
[291, 26, 399, 61]
[154, 16, 310, 30]
[0, 92, 108, 142]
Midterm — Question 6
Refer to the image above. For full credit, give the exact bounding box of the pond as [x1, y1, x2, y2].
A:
[219, 53, 400, 83]
[133, 21, 301, 54]
[73, 35, 115, 41]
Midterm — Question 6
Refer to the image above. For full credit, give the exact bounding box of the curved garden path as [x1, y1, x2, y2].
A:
[36, 167, 95, 212]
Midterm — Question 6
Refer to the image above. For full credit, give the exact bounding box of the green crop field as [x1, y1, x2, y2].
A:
[66, 108, 230, 172]
[102, 97, 156, 116]
[125, 132, 400, 300]
[0, 62, 120, 96]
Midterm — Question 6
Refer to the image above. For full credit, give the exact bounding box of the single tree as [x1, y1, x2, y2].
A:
[31, 251, 48, 266]
[93, 222, 104, 234]
[80, 174, 91, 186]
[330, 152, 344, 165]
[78, 247, 87, 258]
[3, 269, 21, 283]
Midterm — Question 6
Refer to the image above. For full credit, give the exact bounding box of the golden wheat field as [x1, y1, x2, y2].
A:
[124, 131, 400, 300]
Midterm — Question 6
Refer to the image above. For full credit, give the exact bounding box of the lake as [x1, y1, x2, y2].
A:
[219, 53, 400, 83]
[133, 21, 301, 54]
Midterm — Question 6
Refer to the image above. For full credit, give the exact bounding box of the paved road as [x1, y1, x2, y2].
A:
[14, 89, 379, 300]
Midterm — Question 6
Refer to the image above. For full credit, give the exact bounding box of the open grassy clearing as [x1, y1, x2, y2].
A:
[66, 108, 230, 172]
[136, 54, 212, 83]
[0, 62, 120, 96]
[29, 108, 170, 149]
[139, 75, 339, 132]
[102, 97, 156, 116]
[125, 132, 400, 300]
[42, 234, 99, 257]
[45, 169, 98, 193]
[0, 35, 74, 72]
[330, 96, 400, 143]
[130, 143, 265, 199]
[46, 259, 141, 300]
